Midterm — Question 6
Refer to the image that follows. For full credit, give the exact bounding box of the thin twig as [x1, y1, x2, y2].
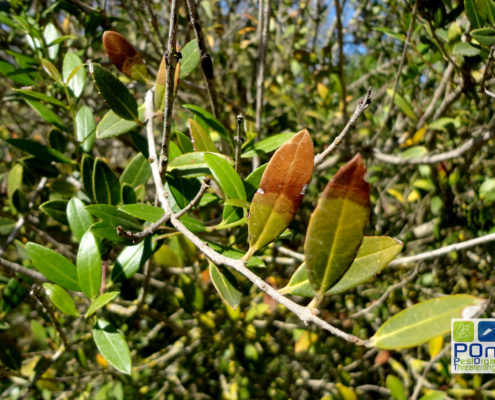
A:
[140, 0, 166, 52]
[174, 177, 210, 219]
[374, 129, 495, 165]
[185, 0, 219, 117]
[0, 257, 47, 282]
[25, 221, 77, 261]
[335, 0, 347, 123]
[480, 45, 495, 93]
[158, 0, 180, 174]
[314, 87, 372, 167]
[235, 114, 243, 172]
[350, 265, 419, 318]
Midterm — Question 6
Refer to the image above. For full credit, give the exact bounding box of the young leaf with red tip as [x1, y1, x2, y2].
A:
[243, 129, 314, 260]
[102, 31, 149, 82]
[304, 154, 370, 305]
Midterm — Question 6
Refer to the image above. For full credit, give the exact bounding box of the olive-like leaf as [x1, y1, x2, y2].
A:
[48, 129, 67, 153]
[1, 276, 30, 314]
[280, 237, 403, 297]
[0, 334, 22, 371]
[77, 232, 102, 299]
[209, 261, 242, 311]
[85, 205, 142, 231]
[465, 0, 483, 29]
[102, 31, 149, 82]
[86, 292, 119, 318]
[41, 58, 62, 83]
[168, 152, 234, 178]
[244, 163, 267, 201]
[76, 106, 96, 152]
[91, 63, 139, 122]
[119, 204, 164, 222]
[27, 243, 81, 291]
[471, 28, 495, 46]
[155, 56, 166, 111]
[244, 129, 313, 259]
[93, 158, 121, 205]
[67, 198, 94, 242]
[120, 153, 151, 189]
[242, 132, 295, 158]
[21, 157, 59, 178]
[176, 130, 194, 154]
[367, 295, 485, 350]
[43, 283, 80, 316]
[93, 319, 132, 374]
[179, 40, 200, 78]
[63, 52, 85, 98]
[305, 154, 370, 301]
[183, 104, 231, 144]
[96, 104, 145, 139]
[189, 119, 218, 152]
[6, 139, 74, 164]
[111, 236, 156, 283]
[40, 199, 69, 225]
[81, 154, 95, 202]
[122, 183, 137, 205]
[15, 89, 67, 108]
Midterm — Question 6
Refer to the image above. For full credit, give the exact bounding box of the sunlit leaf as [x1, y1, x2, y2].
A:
[67, 198, 94, 242]
[93, 158, 121, 205]
[93, 320, 132, 374]
[119, 204, 164, 222]
[43, 283, 80, 316]
[179, 40, 200, 78]
[76, 106, 95, 152]
[387, 375, 406, 400]
[295, 331, 318, 353]
[96, 105, 145, 139]
[63, 52, 86, 98]
[209, 261, 242, 311]
[40, 199, 69, 225]
[155, 56, 166, 111]
[111, 237, 157, 283]
[86, 292, 119, 318]
[428, 335, 444, 358]
[183, 104, 231, 144]
[387, 89, 417, 121]
[242, 132, 296, 158]
[168, 152, 234, 178]
[120, 153, 151, 189]
[189, 119, 218, 152]
[77, 232, 102, 299]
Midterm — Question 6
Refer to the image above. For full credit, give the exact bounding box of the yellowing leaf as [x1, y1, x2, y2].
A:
[407, 189, 421, 202]
[244, 129, 314, 259]
[401, 127, 427, 147]
[336, 383, 357, 400]
[305, 154, 370, 302]
[317, 83, 329, 100]
[294, 331, 318, 353]
[387, 89, 417, 121]
[428, 335, 444, 358]
[387, 188, 404, 203]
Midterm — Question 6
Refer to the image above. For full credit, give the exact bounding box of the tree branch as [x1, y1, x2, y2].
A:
[335, 0, 347, 123]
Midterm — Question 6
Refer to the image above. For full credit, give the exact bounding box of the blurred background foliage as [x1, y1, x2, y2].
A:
[1, 0, 495, 398]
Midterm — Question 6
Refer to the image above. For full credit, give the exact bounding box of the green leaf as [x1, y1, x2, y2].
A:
[183, 104, 231, 144]
[96, 104, 145, 139]
[43, 23, 59, 59]
[204, 154, 246, 200]
[0, 334, 22, 371]
[176, 130, 195, 154]
[122, 183, 137, 205]
[40, 199, 69, 225]
[167, 176, 202, 210]
[471, 28, 495, 45]
[0, 60, 36, 86]
[77, 232, 102, 299]
[0, 217, 17, 236]
[244, 164, 267, 201]
[120, 153, 151, 189]
[67, 198, 94, 242]
[428, 117, 460, 131]
[373, 27, 406, 42]
[155, 56, 166, 111]
[453, 42, 481, 56]
[6, 139, 74, 164]
[119, 204, 164, 222]
[43, 283, 80, 316]
[224, 199, 251, 209]
[209, 261, 242, 311]
[179, 215, 206, 233]
[22, 157, 59, 178]
[188, 119, 218, 152]
[22, 97, 69, 132]
[129, 131, 149, 158]
[386, 375, 406, 400]
[242, 132, 296, 158]
[14, 89, 67, 108]
[367, 295, 485, 349]
[86, 292, 119, 318]
[1, 276, 30, 313]
[76, 106, 96, 152]
[386, 89, 417, 121]
[279, 237, 403, 297]
[12, 188, 29, 213]
[90, 221, 134, 245]
[48, 129, 67, 153]
[50, 179, 76, 197]
[169, 141, 182, 161]
[179, 40, 200, 78]
[93, 158, 121, 205]
[63, 52, 85, 97]
[85, 205, 142, 231]
[206, 241, 265, 268]
[168, 152, 234, 178]
[93, 320, 132, 374]
[41, 58, 62, 83]
[400, 146, 427, 159]
[111, 236, 156, 283]
[465, 0, 484, 29]
[27, 242, 81, 291]
[91, 63, 139, 122]
[81, 154, 95, 202]
[246, 130, 313, 259]
[419, 392, 447, 400]
[305, 154, 369, 301]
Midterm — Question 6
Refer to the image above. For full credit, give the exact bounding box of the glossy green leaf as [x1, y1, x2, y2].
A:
[179, 40, 200, 78]
[169, 141, 182, 161]
[246, 130, 314, 259]
[50, 180, 76, 197]
[205, 154, 246, 200]
[93, 320, 131, 374]
[168, 152, 234, 178]
[85, 205, 142, 231]
[189, 119, 218, 152]
[67, 198, 94, 242]
[179, 215, 206, 233]
[279, 237, 403, 297]
[22, 157, 59, 178]
[48, 129, 67, 153]
[27, 242, 81, 291]
[386, 375, 406, 400]
[1, 277, 30, 314]
[86, 292, 119, 318]
[12, 188, 29, 214]
[119, 204, 164, 222]
[176, 130, 195, 153]
[129, 131, 149, 158]
[111, 237, 157, 282]
[428, 117, 460, 131]
[0, 335, 22, 371]
[41, 58, 62, 83]
[14, 89, 67, 108]
[77, 232, 102, 299]
[76, 106, 96, 152]
[93, 158, 121, 205]
[419, 392, 447, 400]
[90, 221, 134, 246]
[305, 154, 370, 301]
[167, 176, 202, 210]
[453, 42, 480, 56]
[63, 52, 85, 98]
[465, 0, 483, 29]
[206, 241, 265, 268]
[209, 261, 242, 311]
[43, 23, 59, 59]
[81, 154, 95, 202]
[0, 60, 36, 86]
[6, 139, 74, 164]
[242, 132, 295, 158]
[23, 97, 69, 132]
[120, 153, 152, 189]
[122, 183, 137, 205]
[183, 104, 231, 144]
[367, 295, 485, 350]
[386, 89, 417, 121]
[471, 28, 495, 45]
[96, 104, 145, 139]
[400, 146, 427, 159]
[43, 283, 80, 316]
[91, 63, 139, 122]
[40, 199, 69, 225]
[244, 164, 267, 201]
[224, 199, 251, 209]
